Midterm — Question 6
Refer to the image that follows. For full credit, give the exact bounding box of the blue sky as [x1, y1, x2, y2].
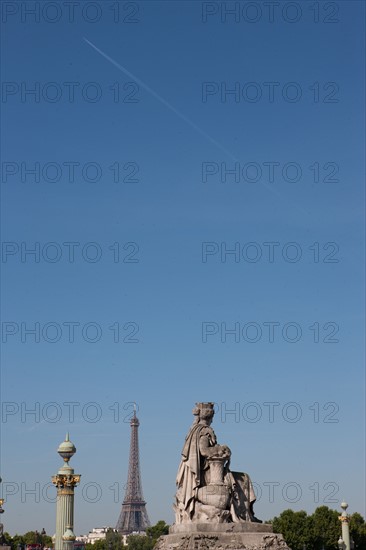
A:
[1, 0, 365, 537]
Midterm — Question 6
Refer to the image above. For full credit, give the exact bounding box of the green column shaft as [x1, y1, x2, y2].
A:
[55, 489, 74, 550]
[341, 521, 351, 550]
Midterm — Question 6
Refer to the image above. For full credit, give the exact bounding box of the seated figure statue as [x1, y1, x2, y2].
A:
[174, 402, 261, 524]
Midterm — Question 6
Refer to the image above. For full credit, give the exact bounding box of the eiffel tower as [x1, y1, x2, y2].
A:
[116, 409, 151, 534]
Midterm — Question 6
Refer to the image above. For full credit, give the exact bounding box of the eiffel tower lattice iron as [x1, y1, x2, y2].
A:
[116, 410, 150, 534]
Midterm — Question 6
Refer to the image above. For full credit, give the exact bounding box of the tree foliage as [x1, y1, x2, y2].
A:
[126, 535, 152, 550]
[86, 541, 107, 550]
[85, 530, 124, 550]
[106, 529, 124, 550]
[7, 531, 53, 550]
[349, 513, 366, 550]
[312, 506, 340, 550]
[146, 521, 169, 542]
[1, 531, 13, 547]
[127, 522, 169, 550]
[83, 522, 170, 550]
[272, 509, 314, 550]
[271, 507, 366, 550]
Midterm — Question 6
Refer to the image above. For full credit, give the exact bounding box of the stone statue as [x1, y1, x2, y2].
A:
[154, 402, 290, 550]
[174, 402, 260, 524]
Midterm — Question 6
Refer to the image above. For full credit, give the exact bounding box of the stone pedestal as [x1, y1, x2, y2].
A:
[154, 522, 290, 550]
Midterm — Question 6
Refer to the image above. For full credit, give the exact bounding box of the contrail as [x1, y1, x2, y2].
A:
[83, 37, 238, 162]
[83, 37, 308, 214]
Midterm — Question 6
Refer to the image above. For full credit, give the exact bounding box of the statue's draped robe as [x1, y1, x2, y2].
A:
[176, 423, 216, 518]
[229, 472, 256, 521]
[175, 422, 256, 522]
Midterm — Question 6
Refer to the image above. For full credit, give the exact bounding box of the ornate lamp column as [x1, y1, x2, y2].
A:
[52, 434, 80, 550]
[338, 501, 351, 550]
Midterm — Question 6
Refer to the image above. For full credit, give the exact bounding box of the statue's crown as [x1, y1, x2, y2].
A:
[195, 402, 215, 413]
